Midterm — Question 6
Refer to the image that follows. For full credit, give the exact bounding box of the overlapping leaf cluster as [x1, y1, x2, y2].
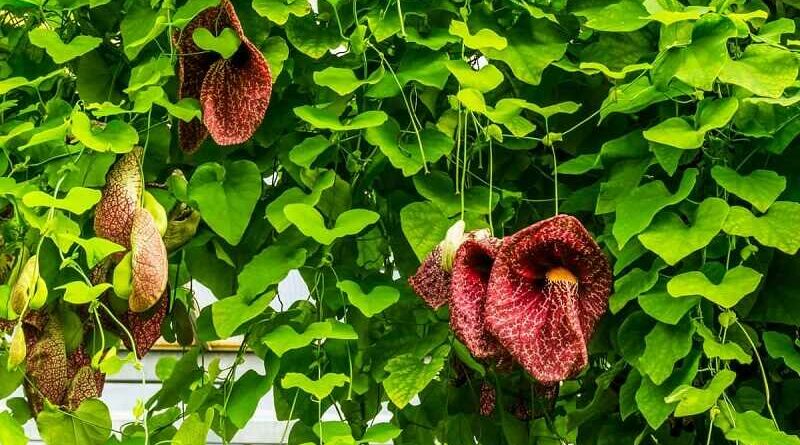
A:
[0, 0, 800, 444]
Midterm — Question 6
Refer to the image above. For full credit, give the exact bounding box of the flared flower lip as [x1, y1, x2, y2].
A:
[485, 214, 612, 382]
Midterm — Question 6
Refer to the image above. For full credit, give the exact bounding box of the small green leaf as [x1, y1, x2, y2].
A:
[695, 322, 752, 364]
[445, 60, 504, 93]
[638, 198, 729, 265]
[763, 331, 800, 375]
[667, 266, 762, 309]
[637, 317, 695, 385]
[22, 187, 101, 215]
[383, 344, 449, 408]
[313, 67, 384, 96]
[192, 27, 241, 59]
[120, 0, 169, 60]
[211, 292, 274, 338]
[227, 370, 271, 429]
[237, 244, 307, 299]
[265, 171, 335, 232]
[364, 118, 454, 176]
[294, 105, 388, 131]
[609, 261, 663, 314]
[666, 369, 736, 417]
[262, 320, 357, 356]
[71, 111, 138, 153]
[635, 351, 701, 429]
[188, 160, 262, 245]
[252, 0, 310, 25]
[571, 0, 650, 32]
[284, 204, 379, 245]
[483, 18, 566, 85]
[68, 236, 125, 269]
[172, 0, 219, 28]
[28, 28, 102, 64]
[172, 411, 212, 445]
[448, 21, 507, 50]
[639, 289, 699, 325]
[282, 372, 349, 399]
[0, 411, 26, 445]
[643, 98, 739, 149]
[289, 135, 332, 168]
[337, 280, 400, 317]
[57, 281, 112, 305]
[360, 423, 401, 444]
[722, 202, 800, 254]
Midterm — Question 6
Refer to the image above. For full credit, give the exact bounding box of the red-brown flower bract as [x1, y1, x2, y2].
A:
[449, 236, 505, 359]
[175, 0, 272, 152]
[408, 246, 451, 310]
[120, 288, 169, 358]
[94, 148, 142, 249]
[485, 215, 612, 383]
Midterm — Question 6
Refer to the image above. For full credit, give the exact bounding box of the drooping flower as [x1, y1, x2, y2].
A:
[479, 382, 496, 417]
[175, 0, 272, 152]
[120, 287, 169, 358]
[408, 221, 467, 310]
[94, 147, 142, 249]
[485, 215, 612, 383]
[449, 232, 505, 359]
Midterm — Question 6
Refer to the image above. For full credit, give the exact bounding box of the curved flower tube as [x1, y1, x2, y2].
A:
[175, 0, 272, 152]
[449, 234, 505, 359]
[486, 215, 612, 383]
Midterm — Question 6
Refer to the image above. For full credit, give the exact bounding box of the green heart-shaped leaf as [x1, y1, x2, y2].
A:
[722, 202, 800, 254]
[284, 203, 379, 245]
[638, 198, 729, 265]
[763, 331, 800, 375]
[281, 372, 349, 399]
[188, 160, 262, 245]
[22, 187, 101, 215]
[665, 369, 736, 417]
[711, 166, 786, 212]
[667, 266, 762, 309]
[28, 28, 102, 64]
[210, 292, 274, 338]
[71, 111, 138, 153]
[294, 105, 388, 131]
[337, 280, 400, 317]
[192, 27, 241, 59]
[262, 320, 357, 357]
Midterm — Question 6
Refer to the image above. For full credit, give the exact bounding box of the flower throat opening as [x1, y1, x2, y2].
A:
[545, 266, 577, 285]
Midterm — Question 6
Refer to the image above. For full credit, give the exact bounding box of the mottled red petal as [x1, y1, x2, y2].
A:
[486, 215, 612, 383]
[24, 317, 68, 412]
[121, 289, 168, 358]
[409, 246, 451, 310]
[65, 347, 105, 411]
[130, 208, 169, 313]
[200, 40, 272, 145]
[450, 236, 505, 359]
[94, 148, 143, 248]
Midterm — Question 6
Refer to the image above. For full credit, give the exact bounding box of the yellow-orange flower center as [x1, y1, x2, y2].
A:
[545, 266, 577, 284]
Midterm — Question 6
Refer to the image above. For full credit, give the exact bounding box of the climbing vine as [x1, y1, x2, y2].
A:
[0, 0, 800, 444]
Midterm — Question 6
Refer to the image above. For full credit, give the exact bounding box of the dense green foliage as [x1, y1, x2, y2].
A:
[1, 0, 800, 443]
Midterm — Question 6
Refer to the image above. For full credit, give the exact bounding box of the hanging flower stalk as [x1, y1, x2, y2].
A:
[175, 0, 272, 152]
[485, 215, 612, 383]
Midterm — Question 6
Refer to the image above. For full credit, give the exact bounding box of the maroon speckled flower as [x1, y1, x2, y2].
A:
[450, 235, 505, 359]
[120, 288, 169, 358]
[486, 215, 612, 383]
[175, 0, 272, 152]
[409, 246, 452, 310]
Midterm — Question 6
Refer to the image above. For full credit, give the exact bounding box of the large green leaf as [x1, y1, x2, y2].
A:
[71, 111, 138, 153]
[36, 399, 111, 445]
[637, 317, 695, 385]
[638, 198, 729, 265]
[719, 45, 799, 98]
[614, 168, 697, 247]
[237, 244, 307, 298]
[694, 322, 751, 364]
[313, 67, 384, 96]
[643, 97, 738, 149]
[227, 370, 272, 429]
[188, 160, 262, 245]
[571, 0, 650, 32]
[28, 28, 102, 63]
[725, 411, 800, 445]
[294, 105, 388, 131]
[0, 411, 26, 445]
[711, 167, 786, 213]
[722, 202, 800, 254]
[22, 187, 101, 215]
[400, 202, 450, 261]
[445, 60, 504, 93]
[383, 344, 449, 408]
[253, 0, 310, 25]
[364, 119, 454, 176]
[483, 17, 566, 85]
[284, 204, 379, 245]
[120, 0, 169, 60]
[448, 21, 507, 50]
[763, 331, 800, 375]
[635, 351, 701, 429]
[667, 266, 762, 309]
